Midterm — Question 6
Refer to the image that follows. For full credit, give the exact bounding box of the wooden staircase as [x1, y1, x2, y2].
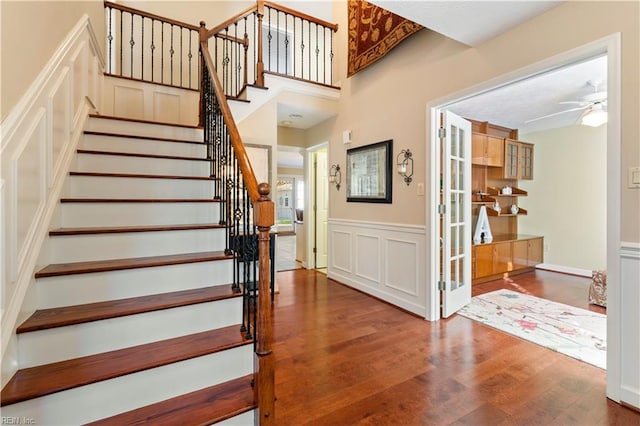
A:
[0, 115, 257, 424]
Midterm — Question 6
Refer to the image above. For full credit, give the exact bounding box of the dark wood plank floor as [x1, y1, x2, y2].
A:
[273, 269, 638, 425]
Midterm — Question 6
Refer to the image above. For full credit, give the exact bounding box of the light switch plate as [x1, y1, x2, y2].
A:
[629, 167, 640, 188]
[417, 183, 425, 196]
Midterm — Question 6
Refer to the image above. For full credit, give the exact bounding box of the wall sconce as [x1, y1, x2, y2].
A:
[397, 149, 413, 185]
[329, 164, 341, 190]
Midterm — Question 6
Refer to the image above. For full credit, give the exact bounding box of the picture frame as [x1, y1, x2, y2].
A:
[346, 139, 393, 203]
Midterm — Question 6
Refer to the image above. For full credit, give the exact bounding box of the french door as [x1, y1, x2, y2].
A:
[440, 111, 472, 317]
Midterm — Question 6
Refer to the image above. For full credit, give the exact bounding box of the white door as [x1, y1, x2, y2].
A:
[441, 111, 472, 317]
[315, 151, 328, 268]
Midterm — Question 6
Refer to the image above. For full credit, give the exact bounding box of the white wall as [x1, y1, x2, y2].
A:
[519, 125, 607, 274]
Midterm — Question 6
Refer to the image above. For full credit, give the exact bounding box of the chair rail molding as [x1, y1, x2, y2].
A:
[327, 218, 427, 317]
[619, 240, 640, 410]
[0, 14, 104, 373]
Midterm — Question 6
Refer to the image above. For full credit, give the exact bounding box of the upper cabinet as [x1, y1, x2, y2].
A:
[503, 139, 534, 180]
[472, 133, 504, 167]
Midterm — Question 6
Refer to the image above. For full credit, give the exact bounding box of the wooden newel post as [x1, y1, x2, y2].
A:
[198, 21, 208, 128]
[254, 182, 275, 425]
[256, 0, 265, 87]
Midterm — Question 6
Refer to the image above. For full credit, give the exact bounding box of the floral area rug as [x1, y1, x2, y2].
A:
[458, 289, 606, 369]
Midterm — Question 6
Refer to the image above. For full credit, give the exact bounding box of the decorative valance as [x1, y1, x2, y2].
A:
[347, 0, 423, 77]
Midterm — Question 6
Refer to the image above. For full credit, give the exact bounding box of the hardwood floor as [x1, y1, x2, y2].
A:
[273, 269, 638, 425]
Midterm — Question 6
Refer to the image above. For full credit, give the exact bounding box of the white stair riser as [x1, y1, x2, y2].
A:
[49, 228, 227, 263]
[67, 175, 216, 199]
[19, 297, 242, 367]
[86, 117, 203, 142]
[76, 153, 210, 176]
[2, 345, 252, 425]
[81, 134, 206, 158]
[36, 259, 234, 309]
[61, 202, 222, 227]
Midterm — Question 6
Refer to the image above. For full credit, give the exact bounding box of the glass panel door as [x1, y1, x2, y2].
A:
[441, 111, 472, 318]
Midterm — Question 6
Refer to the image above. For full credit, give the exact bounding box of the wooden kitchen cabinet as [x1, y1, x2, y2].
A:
[473, 236, 544, 283]
[472, 133, 504, 167]
[503, 139, 534, 180]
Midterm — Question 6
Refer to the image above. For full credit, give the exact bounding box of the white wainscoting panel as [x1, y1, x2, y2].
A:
[385, 238, 419, 296]
[114, 86, 145, 120]
[620, 241, 640, 410]
[328, 219, 427, 317]
[355, 234, 380, 283]
[331, 230, 352, 274]
[154, 92, 180, 123]
[14, 109, 47, 268]
[103, 76, 199, 126]
[0, 14, 104, 369]
[49, 68, 71, 182]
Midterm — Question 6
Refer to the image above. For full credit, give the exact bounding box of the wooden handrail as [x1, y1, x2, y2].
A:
[104, 1, 200, 31]
[199, 39, 260, 202]
[206, 4, 258, 39]
[264, 1, 338, 32]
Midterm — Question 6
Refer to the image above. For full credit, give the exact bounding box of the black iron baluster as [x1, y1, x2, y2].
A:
[129, 12, 134, 77]
[267, 8, 272, 72]
[141, 17, 144, 80]
[315, 23, 319, 82]
[106, 6, 113, 74]
[308, 20, 311, 81]
[151, 19, 155, 82]
[284, 13, 289, 75]
[161, 22, 164, 84]
[188, 31, 192, 88]
[170, 24, 175, 85]
[330, 30, 334, 85]
[276, 10, 280, 74]
[300, 19, 305, 79]
[120, 9, 123, 76]
[234, 22, 239, 96]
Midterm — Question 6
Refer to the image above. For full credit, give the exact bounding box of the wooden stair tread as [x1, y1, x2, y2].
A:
[50, 223, 226, 236]
[35, 250, 233, 278]
[1, 325, 250, 406]
[77, 149, 210, 162]
[88, 114, 201, 129]
[17, 284, 239, 333]
[86, 374, 255, 426]
[70, 171, 218, 181]
[84, 130, 204, 145]
[60, 198, 222, 203]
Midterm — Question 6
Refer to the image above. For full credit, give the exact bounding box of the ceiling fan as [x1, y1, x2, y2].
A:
[525, 80, 608, 127]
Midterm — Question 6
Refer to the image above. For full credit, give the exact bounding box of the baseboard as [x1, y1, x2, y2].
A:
[536, 263, 592, 277]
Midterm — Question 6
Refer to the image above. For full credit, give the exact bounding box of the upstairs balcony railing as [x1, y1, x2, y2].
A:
[205, 1, 339, 98]
[103, 1, 338, 98]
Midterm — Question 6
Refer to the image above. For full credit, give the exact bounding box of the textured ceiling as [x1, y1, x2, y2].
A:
[448, 55, 607, 135]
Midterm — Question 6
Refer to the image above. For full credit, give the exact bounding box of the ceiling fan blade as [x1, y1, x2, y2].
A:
[559, 101, 591, 106]
[525, 105, 589, 123]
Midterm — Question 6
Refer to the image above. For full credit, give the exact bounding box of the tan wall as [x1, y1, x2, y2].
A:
[1, 0, 104, 121]
[278, 127, 307, 147]
[519, 125, 607, 271]
[118, 1, 252, 29]
[327, 0, 639, 242]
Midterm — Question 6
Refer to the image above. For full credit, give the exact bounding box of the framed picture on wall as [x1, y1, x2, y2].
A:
[346, 139, 393, 203]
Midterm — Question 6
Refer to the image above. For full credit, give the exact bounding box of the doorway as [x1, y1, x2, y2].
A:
[428, 34, 620, 400]
[307, 144, 328, 270]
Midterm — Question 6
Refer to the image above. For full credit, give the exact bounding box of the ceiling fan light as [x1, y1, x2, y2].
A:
[581, 109, 608, 127]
